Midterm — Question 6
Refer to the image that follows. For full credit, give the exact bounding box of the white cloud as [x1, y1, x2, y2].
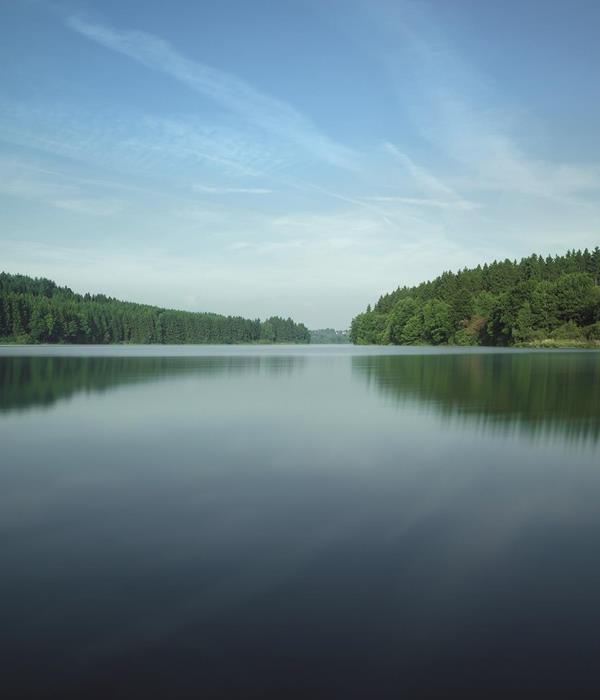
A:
[194, 184, 272, 195]
[375, 6, 600, 204]
[0, 196, 477, 327]
[364, 196, 481, 211]
[2, 4, 599, 330]
[0, 157, 76, 199]
[66, 16, 356, 169]
[0, 100, 294, 179]
[0, 156, 125, 216]
[428, 97, 600, 202]
[384, 142, 460, 200]
[52, 198, 124, 216]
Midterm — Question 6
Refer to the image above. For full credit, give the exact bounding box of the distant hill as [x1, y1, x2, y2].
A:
[0, 272, 310, 345]
[310, 328, 350, 344]
[351, 247, 600, 346]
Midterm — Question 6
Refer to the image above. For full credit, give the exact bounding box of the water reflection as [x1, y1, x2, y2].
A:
[0, 354, 305, 413]
[353, 351, 600, 443]
[2, 347, 600, 696]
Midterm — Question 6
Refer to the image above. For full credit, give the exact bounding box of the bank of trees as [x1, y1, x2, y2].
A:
[350, 248, 600, 346]
[0, 273, 310, 344]
[310, 328, 350, 344]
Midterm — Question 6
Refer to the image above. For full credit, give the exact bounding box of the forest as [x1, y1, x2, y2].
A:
[310, 328, 350, 344]
[0, 273, 310, 344]
[350, 247, 600, 346]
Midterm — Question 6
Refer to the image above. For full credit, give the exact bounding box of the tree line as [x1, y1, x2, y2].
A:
[350, 247, 600, 346]
[310, 328, 350, 344]
[0, 272, 310, 344]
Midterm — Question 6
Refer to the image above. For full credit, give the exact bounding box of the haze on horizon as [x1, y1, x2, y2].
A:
[1, 0, 599, 328]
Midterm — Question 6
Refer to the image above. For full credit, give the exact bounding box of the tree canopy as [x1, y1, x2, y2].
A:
[310, 328, 350, 344]
[0, 272, 310, 345]
[350, 247, 600, 346]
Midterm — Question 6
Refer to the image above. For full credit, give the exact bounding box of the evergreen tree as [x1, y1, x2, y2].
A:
[0, 273, 310, 345]
[351, 246, 600, 346]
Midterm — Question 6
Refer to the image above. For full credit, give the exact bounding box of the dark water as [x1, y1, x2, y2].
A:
[2, 345, 600, 698]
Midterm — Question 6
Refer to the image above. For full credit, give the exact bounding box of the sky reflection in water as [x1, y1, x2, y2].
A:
[1, 346, 599, 697]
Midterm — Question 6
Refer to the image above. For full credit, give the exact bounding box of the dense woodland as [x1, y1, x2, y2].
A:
[310, 328, 350, 344]
[0, 273, 310, 344]
[351, 248, 600, 346]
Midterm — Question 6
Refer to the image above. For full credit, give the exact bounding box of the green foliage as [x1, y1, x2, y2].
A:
[386, 298, 420, 344]
[351, 247, 600, 345]
[350, 311, 382, 344]
[400, 313, 424, 344]
[310, 328, 350, 344]
[472, 291, 497, 318]
[585, 321, 600, 341]
[0, 272, 310, 345]
[513, 302, 536, 343]
[550, 321, 585, 340]
[422, 300, 453, 344]
[552, 273, 596, 325]
[453, 328, 478, 346]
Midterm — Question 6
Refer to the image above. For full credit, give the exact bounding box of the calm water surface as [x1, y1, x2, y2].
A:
[1, 345, 600, 697]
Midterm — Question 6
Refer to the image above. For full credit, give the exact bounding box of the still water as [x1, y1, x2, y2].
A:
[1, 345, 600, 697]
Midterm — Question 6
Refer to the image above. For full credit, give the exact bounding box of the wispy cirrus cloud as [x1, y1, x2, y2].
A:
[133, 116, 291, 177]
[373, 4, 600, 204]
[384, 142, 459, 200]
[52, 198, 124, 216]
[0, 156, 125, 216]
[364, 196, 481, 211]
[0, 99, 288, 179]
[424, 97, 600, 202]
[378, 142, 481, 212]
[341, 0, 600, 223]
[66, 16, 356, 170]
[194, 184, 272, 195]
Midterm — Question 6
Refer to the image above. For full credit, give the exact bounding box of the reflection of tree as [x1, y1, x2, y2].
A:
[0, 355, 304, 413]
[353, 352, 600, 443]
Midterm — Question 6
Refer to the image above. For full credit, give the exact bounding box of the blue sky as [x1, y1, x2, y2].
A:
[1, 0, 599, 327]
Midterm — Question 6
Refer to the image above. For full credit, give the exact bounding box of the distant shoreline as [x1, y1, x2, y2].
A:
[515, 339, 600, 349]
[0, 340, 312, 347]
[2, 340, 600, 349]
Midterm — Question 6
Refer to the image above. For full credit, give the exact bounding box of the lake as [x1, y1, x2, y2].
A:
[2, 345, 600, 697]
